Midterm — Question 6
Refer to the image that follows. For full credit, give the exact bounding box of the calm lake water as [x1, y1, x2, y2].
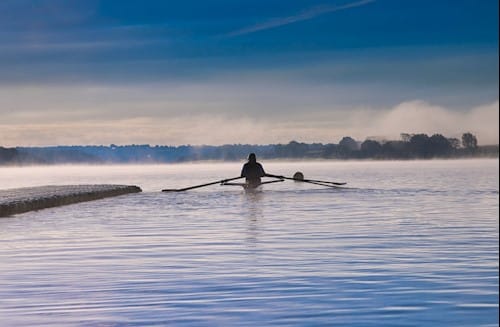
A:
[0, 160, 498, 326]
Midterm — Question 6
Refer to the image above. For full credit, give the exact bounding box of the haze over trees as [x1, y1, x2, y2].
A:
[1, 132, 497, 165]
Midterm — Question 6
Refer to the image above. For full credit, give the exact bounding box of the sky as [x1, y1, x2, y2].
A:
[0, 0, 498, 146]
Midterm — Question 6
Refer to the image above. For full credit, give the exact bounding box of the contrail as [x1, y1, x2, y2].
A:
[227, 0, 375, 37]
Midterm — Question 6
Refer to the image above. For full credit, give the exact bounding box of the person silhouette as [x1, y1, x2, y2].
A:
[240, 153, 266, 188]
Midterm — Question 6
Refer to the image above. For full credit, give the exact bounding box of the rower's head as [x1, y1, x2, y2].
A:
[248, 153, 257, 163]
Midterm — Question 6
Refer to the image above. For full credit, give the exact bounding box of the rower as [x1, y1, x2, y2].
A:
[241, 153, 266, 188]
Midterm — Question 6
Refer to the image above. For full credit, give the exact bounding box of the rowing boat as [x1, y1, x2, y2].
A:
[161, 172, 346, 192]
[221, 178, 285, 190]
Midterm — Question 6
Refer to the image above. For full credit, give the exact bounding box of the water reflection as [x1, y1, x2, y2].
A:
[243, 190, 264, 246]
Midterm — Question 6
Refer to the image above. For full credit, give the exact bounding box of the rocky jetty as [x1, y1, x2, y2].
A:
[0, 185, 142, 217]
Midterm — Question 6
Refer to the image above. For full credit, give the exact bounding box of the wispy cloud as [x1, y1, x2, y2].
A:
[227, 0, 375, 37]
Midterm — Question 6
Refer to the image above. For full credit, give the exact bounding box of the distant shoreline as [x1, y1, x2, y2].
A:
[1, 159, 499, 170]
[1, 133, 498, 165]
[0, 145, 499, 167]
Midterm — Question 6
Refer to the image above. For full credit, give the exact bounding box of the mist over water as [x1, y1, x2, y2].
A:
[0, 159, 498, 326]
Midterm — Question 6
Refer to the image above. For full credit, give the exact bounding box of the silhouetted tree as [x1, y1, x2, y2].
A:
[0, 147, 19, 163]
[428, 134, 452, 156]
[382, 141, 410, 158]
[409, 134, 430, 157]
[462, 132, 478, 149]
[400, 133, 412, 143]
[339, 137, 358, 151]
[447, 138, 461, 149]
[287, 141, 309, 157]
[322, 144, 337, 158]
[338, 137, 359, 158]
[360, 140, 382, 158]
[274, 141, 310, 158]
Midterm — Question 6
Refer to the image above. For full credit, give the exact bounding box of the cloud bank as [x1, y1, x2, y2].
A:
[1, 88, 497, 147]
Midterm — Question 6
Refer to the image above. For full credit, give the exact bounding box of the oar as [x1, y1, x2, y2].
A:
[298, 180, 342, 188]
[162, 176, 244, 192]
[266, 174, 346, 186]
[297, 177, 346, 186]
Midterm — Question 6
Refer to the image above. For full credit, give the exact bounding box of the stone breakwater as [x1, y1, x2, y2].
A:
[0, 185, 142, 217]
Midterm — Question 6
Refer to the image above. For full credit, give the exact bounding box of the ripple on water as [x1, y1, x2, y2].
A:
[0, 160, 498, 326]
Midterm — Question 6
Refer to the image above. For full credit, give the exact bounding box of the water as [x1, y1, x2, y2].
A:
[0, 160, 498, 326]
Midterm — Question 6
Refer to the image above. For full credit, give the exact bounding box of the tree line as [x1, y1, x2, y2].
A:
[1, 132, 498, 165]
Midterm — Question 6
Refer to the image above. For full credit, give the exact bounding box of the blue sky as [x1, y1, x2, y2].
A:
[0, 0, 498, 146]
